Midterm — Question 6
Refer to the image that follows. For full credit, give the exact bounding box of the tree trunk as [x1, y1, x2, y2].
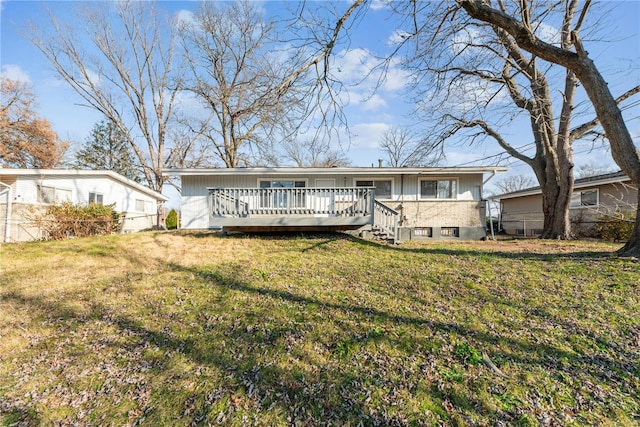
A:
[618, 187, 640, 257]
[539, 177, 572, 239]
[573, 60, 640, 256]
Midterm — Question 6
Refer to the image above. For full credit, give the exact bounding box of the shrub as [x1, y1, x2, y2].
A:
[166, 209, 178, 230]
[30, 201, 121, 240]
[596, 211, 635, 242]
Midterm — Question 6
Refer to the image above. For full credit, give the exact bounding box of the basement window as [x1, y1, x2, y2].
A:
[440, 227, 459, 237]
[414, 227, 433, 237]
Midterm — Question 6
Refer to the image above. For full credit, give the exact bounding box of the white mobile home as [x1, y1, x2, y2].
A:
[164, 167, 505, 242]
[0, 169, 168, 242]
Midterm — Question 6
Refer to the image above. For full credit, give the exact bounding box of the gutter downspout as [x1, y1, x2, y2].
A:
[0, 182, 13, 243]
[482, 170, 498, 188]
[399, 174, 405, 226]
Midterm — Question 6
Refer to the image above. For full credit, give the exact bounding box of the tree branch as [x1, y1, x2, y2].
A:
[571, 85, 640, 140]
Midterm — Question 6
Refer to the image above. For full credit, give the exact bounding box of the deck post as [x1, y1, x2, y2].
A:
[369, 189, 375, 223]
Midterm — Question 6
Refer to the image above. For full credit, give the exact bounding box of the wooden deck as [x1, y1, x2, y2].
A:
[208, 187, 399, 240]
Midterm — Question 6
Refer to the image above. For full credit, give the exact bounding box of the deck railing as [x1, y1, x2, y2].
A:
[373, 200, 400, 241]
[208, 187, 375, 218]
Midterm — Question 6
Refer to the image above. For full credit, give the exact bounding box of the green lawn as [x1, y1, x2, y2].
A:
[1, 232, 638, 426]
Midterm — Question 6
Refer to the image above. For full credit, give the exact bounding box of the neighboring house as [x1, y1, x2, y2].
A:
[163, 166, 506, 242]
[493, 171, 637, 237]
[0, 169, 168, 242]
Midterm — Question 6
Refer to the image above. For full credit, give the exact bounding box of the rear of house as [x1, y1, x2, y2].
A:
[0, 169, 167, 242]
[495, 171, 637, 237]
[164, 167, 505, 241]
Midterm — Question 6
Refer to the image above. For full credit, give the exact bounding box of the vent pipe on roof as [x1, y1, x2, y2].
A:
[378, 159, 383, 168]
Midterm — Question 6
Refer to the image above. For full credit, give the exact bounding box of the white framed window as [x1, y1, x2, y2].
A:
[570, 189, 598, 208]
[135, 199, 146, 212]
[355, 179, 392, 199]
[258, 179, 307, 209]
[440, 227, 459, 237]
[420, 179, 457, 199]
[38, 185, 55, 203]
[38, 185, 72, 203]
[89, 192, 104, 205]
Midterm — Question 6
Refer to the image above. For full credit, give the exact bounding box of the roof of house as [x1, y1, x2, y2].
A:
[0, 168, 168, 201]
[162, 166, 508, 177]
[492, 171, 630, 201]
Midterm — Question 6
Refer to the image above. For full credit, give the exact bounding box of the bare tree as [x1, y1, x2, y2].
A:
[456, 0, 640, 256]
[492, 174, 536, 194]
[297, 0, 639, 253]
[180, 1, 290, 167]
[375, 0, 640, 241]
[575, 163, 615, 179]
[280, 138, 350, 168]
[29, 0, 184, 194]
[180, 1, 366, 168]
[0, 77, 68, 168]
[379, 127, 443, 167]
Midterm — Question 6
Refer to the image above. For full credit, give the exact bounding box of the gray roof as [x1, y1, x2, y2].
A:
[0, 168, 168, 201]
[493, 170, 629, 200]
[163, 166, 508, 177]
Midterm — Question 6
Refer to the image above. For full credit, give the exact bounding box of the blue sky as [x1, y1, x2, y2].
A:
[1, 0, 639, 202]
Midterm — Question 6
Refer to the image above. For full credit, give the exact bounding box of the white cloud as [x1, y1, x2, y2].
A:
[380, 61, 410, 91]
[420, 76, 509, 115]
[369, 0, 389, 11]
[85, 69, 102, 88]
[173, 9, 196, 29]
[350, 122, 391, 149]
[333, 48, 376, 82]
[450, 27, 486, 56]
[332, 48, 409, 113]
[360, 94, 387, 111]
[0, 64, 31, 83]
[535, 22, 560, 46]
[387, 29, 411, 46]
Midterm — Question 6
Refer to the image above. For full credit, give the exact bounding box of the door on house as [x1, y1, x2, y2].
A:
[315, 179, 335, 216]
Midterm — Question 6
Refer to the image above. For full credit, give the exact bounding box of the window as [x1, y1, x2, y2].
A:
[355, 180, 392, 198]
[440, 227, 459, 237]
[414, 227, 433, 237]
[570, 189, 598, 208]
[420, 179, 457, 199]
[136, 199, 146, 212]
[259, 180, 306, 209]
[38, 186, 55, 203]
[38, 185, 71, 203]
[89, 192, 104, 205]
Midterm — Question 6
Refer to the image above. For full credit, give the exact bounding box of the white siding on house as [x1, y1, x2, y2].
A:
[12, 175, 158, 214]
[1, 170, 167, 241]
[180, 172, 486, 229]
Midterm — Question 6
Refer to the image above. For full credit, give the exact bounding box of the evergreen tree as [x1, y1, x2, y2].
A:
[75, 120, 141, 182]
[165, 209, 178, 230]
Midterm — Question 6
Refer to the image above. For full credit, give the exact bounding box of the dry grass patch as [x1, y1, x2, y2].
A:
[1, 232, 638, 426]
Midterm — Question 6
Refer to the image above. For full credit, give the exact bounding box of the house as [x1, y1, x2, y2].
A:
[493, 171, 638, 237]
[0, 169, 168, 242]
[163, 166, 506, 242]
